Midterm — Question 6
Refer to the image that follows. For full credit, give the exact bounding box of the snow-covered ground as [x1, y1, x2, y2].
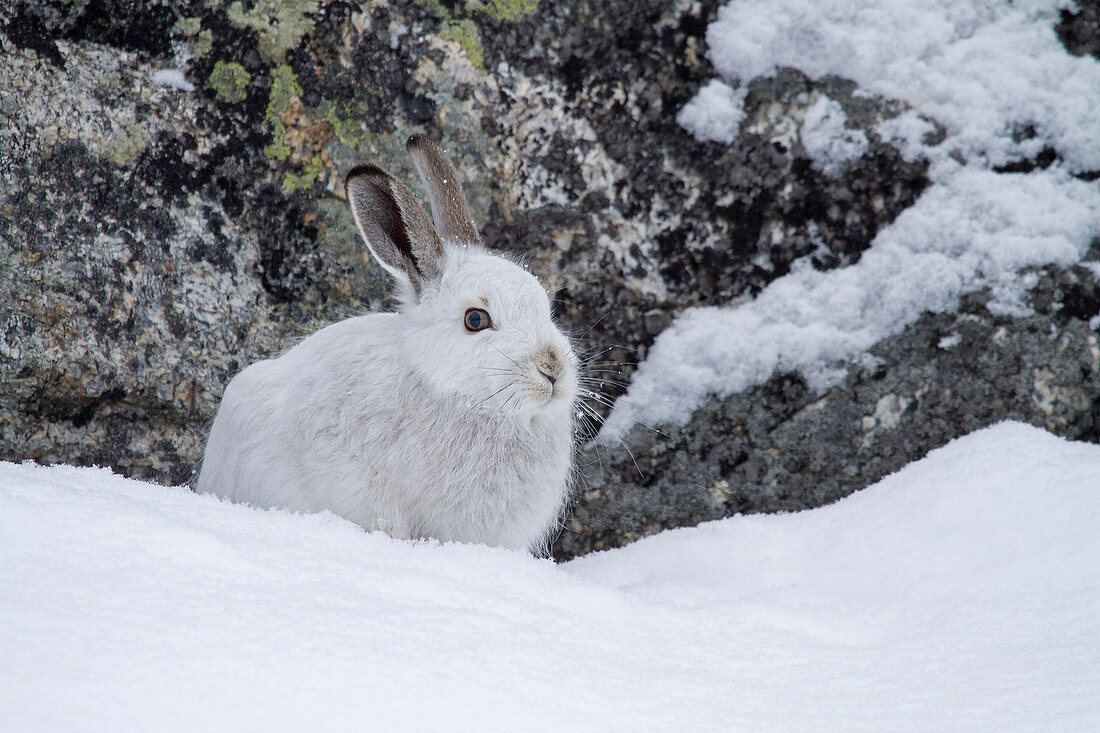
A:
[602, 0, 1100, 440]
[2, 422, 1098, 730]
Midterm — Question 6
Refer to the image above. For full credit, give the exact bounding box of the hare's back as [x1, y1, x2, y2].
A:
[197, 313, 401, 508]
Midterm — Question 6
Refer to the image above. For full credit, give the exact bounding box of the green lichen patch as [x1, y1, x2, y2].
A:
[322, 105, 368, 150]
[263, 126, 291, 161]
[263, 64, 303, 161]
[439, 18, 486, 73]
[469, 0, 540, 22]
[177, 17, 213, 56]
[176, 17, 202, 36]
[207, 61, 251, 103]
[106, 123, 150, 167]
[282, 155, 324, 192]
[226, 0, 320, 64]
[192, 29, 214, 58]
[266, 64, 302, 121]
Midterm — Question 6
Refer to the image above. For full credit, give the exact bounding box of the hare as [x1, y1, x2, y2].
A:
[196, 136, 577, 553]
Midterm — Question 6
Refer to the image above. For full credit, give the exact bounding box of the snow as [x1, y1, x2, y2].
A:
[937, 333, 962, 349]
[608, 0, 1100, 439]
[702, 0, 1100, 171]
[2, 421, 1099, 730]
[152, 68, 194, 92]
[799, 95, 869, 177]
[675, 79, 746, 144]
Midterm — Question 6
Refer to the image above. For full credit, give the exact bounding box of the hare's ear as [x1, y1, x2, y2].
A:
[345, 164, 445, 297]
[406, 135, 481, 245]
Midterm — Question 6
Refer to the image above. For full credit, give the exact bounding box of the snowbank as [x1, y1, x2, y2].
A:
[604, 0, 1100, 440]
[2, 422, 1098, 730]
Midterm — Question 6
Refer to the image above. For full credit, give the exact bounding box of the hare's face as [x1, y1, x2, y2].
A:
[405, 248, 576, 418]
[345, 136, 577, 423]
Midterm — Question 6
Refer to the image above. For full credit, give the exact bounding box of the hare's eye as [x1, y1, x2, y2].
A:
[464, 308, 492, 332]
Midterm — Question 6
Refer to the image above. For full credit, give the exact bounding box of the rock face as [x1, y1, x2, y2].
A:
[2, 0, 1098, 558]
[560, 265, 1100, 557]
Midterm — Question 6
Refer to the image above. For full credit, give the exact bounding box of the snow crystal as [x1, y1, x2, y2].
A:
[800, 95, 868, 176]
[611, 0, 1100, 438]
[152, 69, 195, 92]
[2, 422, 1099, 729]
[675, 79, 746, 144]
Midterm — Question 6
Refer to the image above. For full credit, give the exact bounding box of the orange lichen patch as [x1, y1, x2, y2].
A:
[269, 100, 333, 161]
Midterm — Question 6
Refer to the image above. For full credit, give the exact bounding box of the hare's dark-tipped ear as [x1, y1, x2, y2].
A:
[406, 135, 481, 245]
[345, 164, 445, 296]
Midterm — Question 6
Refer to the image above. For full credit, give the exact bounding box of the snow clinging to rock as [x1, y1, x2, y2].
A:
[799, 95, 869, 177]
[607, 0, 1100, 440]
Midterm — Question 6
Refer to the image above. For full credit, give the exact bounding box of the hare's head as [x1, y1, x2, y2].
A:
[345, 136, 576, 419]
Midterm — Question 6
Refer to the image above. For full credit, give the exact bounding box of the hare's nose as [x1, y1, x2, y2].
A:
[535, 345, 566, 384]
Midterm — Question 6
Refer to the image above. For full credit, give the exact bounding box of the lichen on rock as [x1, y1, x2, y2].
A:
[439, 18, 486, 73]
[225, 0, 319, 63]
[471, 0, 540, 22]
[207, 60, 251, 103]
[262, 64, 302, 161]
[282, 154, 324, 192]
[105, 122, 150, 167]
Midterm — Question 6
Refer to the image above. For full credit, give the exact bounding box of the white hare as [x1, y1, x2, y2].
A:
[197, 136, 577, 553]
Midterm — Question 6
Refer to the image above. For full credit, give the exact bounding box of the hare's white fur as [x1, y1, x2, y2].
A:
[197, 140, 576, 552]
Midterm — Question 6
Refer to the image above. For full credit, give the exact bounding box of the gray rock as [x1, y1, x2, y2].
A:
[1057, 0, 1100, 59]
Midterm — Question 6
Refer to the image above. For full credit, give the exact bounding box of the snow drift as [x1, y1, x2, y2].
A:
[2, 422, 1098, 730]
